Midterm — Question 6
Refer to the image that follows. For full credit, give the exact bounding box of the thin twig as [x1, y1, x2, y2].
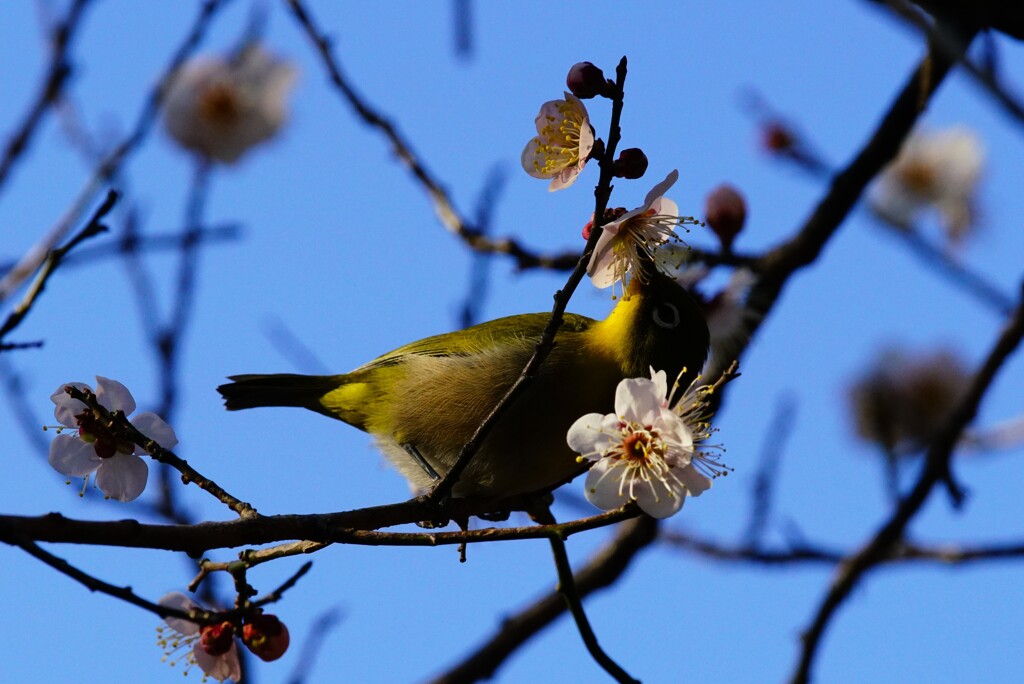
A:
[284, 606, 345, 684]
[64, 385, 258, 518]
[5, 534, 200, 622]
[254, 561, 313, 606]
[663, 529, 1024, 566]
[742, 393, 797, 546]
[535, 506, 638, 683]
[0, 190, 118, 344]
[430, 515, 658, 684]
[0, 0, 230, 303]
[284, 0, 585, 272]
[0, 0, 91, 198]
[879, 222, 1015, 315]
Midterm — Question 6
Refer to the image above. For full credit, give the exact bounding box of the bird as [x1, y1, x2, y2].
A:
[217, 269, 709, 501]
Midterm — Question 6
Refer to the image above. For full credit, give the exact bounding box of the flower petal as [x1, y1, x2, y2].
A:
[642, 169, 679, 210]
[614, 377, 662, 423]
[648, 369, 669, 404]
[584, 459, 629, 511]
[549, 164, 583, 191]
[567, 413, 613, 459]
[131, 412, 179, 451]
[634, 477, 686, 518]
[651, 197, 679, 224]
[95, 376, 136, 415]
[193, 642, 242, 682]
[51, 382, 91, 426]
[95, 454, 149, 502]
[48, 435, 101, 477]
[676, 463, 713, 497]
[160, 592, 201, 635]
[521, 137, 549, 179]
[586, 231, 623, 288]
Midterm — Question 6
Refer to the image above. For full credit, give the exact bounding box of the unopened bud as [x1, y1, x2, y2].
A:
[704, 184, 747, 251]
[200, 621, 236, 656]
[567, 62, 612, 99]
[612, 148, 648, 179]
[243, 614, 290, 662]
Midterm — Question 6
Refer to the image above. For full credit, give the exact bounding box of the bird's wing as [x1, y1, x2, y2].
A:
[352, 312, 595, 371]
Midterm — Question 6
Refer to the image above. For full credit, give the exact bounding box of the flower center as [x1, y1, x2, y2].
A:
[617, 422, 668, 467]
[899, 160, 938, 196]
[200, 621, 236, 656]
[199, 83, 243, 126]
[74, 409, 134, 458]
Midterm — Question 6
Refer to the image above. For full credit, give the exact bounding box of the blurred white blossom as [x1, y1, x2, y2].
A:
[870, 126, 984, 245]
[163, 44, 297, 164]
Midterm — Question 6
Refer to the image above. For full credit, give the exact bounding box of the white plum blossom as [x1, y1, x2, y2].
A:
[587, 170, 699, 292]
[158, 593, 242, 682]
[48, 376, 177, 502]
[163, 44, 297, 164]
[521, 91, 595, 191]
[567, 369, 726, 518]
[869, 126, 984, 245]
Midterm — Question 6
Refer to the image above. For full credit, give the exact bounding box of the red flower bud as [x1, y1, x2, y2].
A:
[612, 148, 648, 179]
[704, 184, 747, 251]
[567, 62, 611, 99]
[199, 621, 236, 656]
[243, 614, 290, 662]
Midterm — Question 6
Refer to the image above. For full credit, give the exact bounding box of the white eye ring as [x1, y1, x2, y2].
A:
[653, 302, 680, 329]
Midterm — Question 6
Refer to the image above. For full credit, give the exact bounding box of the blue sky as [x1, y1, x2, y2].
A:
[2, 1, 1023, 683]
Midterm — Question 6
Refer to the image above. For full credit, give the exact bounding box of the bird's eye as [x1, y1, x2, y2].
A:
[652, 302, 680, 329]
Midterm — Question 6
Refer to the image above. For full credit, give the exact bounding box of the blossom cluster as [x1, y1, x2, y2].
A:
[158, 593, 290, 682]
[48, 376, 176, 502]
[568, 369, 728, 518]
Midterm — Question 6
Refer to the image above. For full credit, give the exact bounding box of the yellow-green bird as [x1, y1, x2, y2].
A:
[217, 271, 708, 500]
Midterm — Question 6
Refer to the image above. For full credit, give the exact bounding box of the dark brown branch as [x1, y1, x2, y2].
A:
[430, 516, 658, 684]
[6, 535, 200, 622]
[883, 0, 1024, 126]
[0, 0, 91, 197]
[0, 504, 636, 555]
[663, 530, 1024, 566]
[790, 280, 1024, 684]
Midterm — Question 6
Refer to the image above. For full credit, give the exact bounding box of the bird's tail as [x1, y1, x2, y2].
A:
[217, 374, 341, 414]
